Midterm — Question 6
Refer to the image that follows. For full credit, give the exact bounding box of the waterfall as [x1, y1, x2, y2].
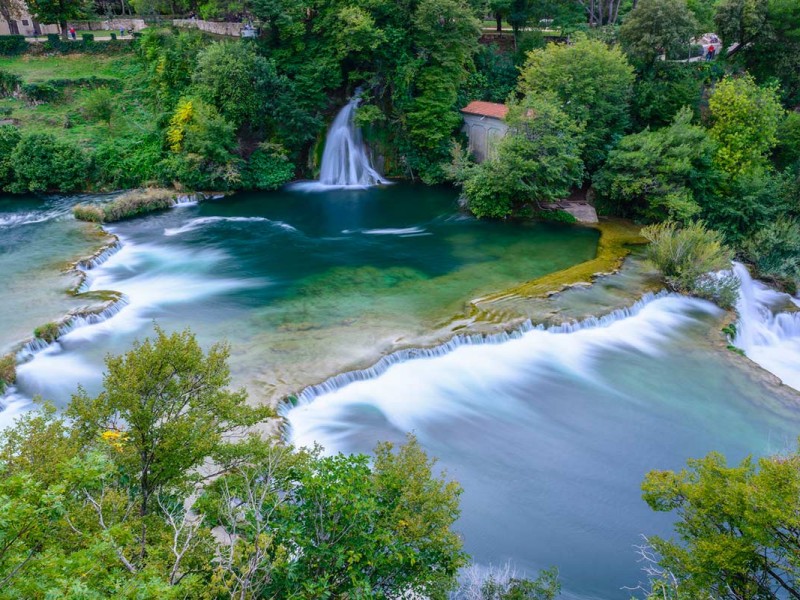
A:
[733, 263, 800, 391]
[293, 94, 388, 190]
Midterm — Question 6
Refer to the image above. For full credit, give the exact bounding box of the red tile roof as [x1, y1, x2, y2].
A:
[460, 101, 509, 119]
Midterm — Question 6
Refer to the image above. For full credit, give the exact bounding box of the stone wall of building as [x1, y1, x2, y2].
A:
[462, 113, 508, 163]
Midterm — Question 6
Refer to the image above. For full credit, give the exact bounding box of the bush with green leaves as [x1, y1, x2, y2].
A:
[594, 108, 718, 222]
[7, 133, 88, 193]
[0, 35, 27, 55]
[20, 82, 61, 104]
[242, 143, 295, 190]
[642, 220, 738, 307]
[742, 218, 800, 293]
[0, 70, 22, 97]
[630, 62, 707, 129]
[193, 41, 284, 132]
[92, 135, 164, 189]
[82, 86, 115, 126]
[0, 125, 21, 189]
[518, 35, 635, 174]
[700, 166, 795, 247]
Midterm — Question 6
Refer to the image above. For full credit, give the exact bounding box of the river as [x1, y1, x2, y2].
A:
[1, 184, 799, 599]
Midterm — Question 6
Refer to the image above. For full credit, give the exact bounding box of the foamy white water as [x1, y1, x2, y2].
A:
[292, 94, 388, 190]
[286, 294, 720, 449]
[14, 233, 262, 401]
[164, 216, 297, 236]
[733, 263, 800, 391]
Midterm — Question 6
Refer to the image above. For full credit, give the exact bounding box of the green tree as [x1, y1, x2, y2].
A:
[518, 35, 635, 174]
[715, 0, 800, 105]
[456, 94, 584, 219]
[67, 326, 272, 565]
[194, 41, 285, 133]
[641, 446, 800, 599]
[200, 435, 467, 599]
[620, 0, 699, 64]
[594, 108, 717, 222]
[709, 75, 784, 177]
[25, 0, 90, 40]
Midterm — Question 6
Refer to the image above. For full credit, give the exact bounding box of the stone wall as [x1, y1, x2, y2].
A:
[67, 18, 147, 32]
[462, 113, 508, 163]
[172, 19, 244, 37]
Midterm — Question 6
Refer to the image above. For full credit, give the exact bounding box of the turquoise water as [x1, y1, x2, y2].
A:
[6, 184, 600, 404]
[287, 294, 800, 599]
[2, 184, 798, 599]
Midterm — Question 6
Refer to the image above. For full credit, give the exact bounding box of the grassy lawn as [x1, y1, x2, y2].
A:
[0, 52, 157, 150]
[0, 53, 135, 81]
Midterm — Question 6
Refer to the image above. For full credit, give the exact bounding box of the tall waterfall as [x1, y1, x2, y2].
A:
[293, 94, 388, 190]
[733, 263, 800, 391]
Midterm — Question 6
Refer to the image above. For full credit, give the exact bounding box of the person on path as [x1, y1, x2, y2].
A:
[706, 44, 715, 60]
[69, 27, 76, 40]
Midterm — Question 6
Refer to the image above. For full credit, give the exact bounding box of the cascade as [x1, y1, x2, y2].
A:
[294, 93, 388, 190]
[733, 262, 800, 391]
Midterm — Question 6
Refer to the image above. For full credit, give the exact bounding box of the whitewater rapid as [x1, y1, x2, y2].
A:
[733, 263, 800, 391]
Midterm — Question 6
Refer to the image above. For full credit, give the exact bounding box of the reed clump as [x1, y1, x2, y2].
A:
[0, 354, 15, 392]
[33, 321, 61, 343]
[73, 188, 177, 223]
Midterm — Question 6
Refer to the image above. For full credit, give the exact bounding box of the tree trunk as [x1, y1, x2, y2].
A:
[60, 20, 68, 40]
[495, 11, 502, 32]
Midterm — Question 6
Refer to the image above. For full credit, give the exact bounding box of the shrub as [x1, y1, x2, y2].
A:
[741, 218, 800, 293]
[642, 220, 738, 307]
[242, 144, 295, 190]
[8, 133, 88, 193]
[110, 32, 117, 41]
[0, 35, 28, 56]
[0, 70, 22, 97]
[46, 33, 60, 44]
[34, 322, 61, 343]
[82, 86, 114, 126]
[73, 188, 177, 223]
[21, 82, 62, 104]
[0, 354, 15, 393]
[92, 135, 164, 189]
[0, 125, 21, 189]
[81, 33, 94, 43]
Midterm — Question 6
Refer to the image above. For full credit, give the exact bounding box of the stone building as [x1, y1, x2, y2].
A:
[460, 101, 509, 163]
[0, 4, 59, 36]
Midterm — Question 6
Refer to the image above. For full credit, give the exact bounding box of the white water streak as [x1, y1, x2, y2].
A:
[733, 263, 800, 391]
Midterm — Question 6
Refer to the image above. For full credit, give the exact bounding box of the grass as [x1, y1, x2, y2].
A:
[73, 188, 177, 223]
[0, 51, 158, 152]
[0, 53, 128, 81]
